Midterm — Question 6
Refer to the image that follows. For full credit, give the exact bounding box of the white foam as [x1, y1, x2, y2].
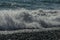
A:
[0, 8, 60, 30]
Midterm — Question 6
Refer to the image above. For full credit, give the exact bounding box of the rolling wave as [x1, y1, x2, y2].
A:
[0, 9, 60, 30]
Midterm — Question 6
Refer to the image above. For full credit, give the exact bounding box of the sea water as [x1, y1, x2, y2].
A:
[0, 0, 60, 30]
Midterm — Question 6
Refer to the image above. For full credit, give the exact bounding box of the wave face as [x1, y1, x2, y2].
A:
[0, 9, 60, 30]
[0, 0, 60, 30]
[0, 0, 60, 9]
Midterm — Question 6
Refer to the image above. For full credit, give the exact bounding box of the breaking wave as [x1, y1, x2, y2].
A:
[0, 8, 60, 30]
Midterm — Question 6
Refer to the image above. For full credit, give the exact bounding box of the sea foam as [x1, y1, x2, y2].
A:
[0, 8, 60, 30]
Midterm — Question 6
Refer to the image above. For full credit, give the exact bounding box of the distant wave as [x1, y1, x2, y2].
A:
[0, 8, 60, 30]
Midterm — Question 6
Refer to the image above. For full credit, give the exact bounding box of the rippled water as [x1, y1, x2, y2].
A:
[0, 0, 60, 10]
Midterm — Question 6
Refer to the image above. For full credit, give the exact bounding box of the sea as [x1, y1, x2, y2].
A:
[0, 0, 60, 10]
[0, 0, 60, 30]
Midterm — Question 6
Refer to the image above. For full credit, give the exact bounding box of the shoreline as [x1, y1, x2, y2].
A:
[0, 27, 60, 35]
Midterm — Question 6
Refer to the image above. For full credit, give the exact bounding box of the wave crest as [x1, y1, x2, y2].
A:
[0, 9, 60, 30]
